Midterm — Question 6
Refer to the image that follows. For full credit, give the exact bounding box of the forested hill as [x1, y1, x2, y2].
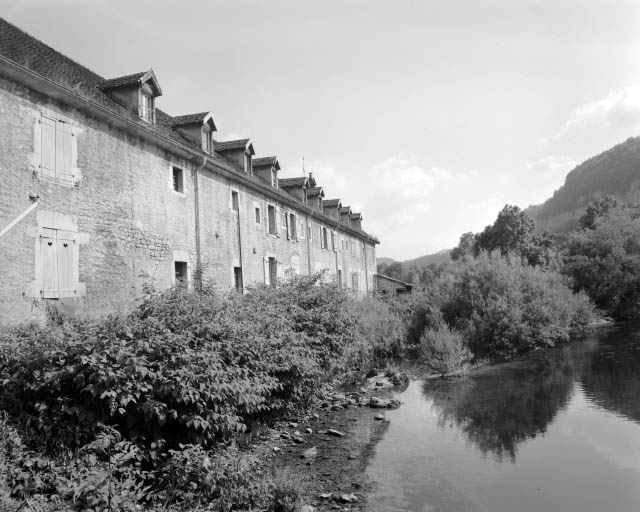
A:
[526, 136, 640, 233]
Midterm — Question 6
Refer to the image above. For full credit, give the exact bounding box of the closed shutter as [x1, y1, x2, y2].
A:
[41, 228, 59, 298]
[56, 230, 75, 297]
[40, 116, 57, 179]
[263, 257, 270, 285]
[56, 122, 74, 181]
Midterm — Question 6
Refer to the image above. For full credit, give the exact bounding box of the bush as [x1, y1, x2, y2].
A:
[418, 325, 471, 375]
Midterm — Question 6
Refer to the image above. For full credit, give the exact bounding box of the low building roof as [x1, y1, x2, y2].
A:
[253, 156, 280, 170]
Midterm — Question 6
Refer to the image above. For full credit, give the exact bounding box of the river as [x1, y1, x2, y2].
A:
[365, 324, 640, 512]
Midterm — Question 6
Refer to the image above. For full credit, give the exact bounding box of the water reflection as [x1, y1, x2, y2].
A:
[423, 325, 640, 461]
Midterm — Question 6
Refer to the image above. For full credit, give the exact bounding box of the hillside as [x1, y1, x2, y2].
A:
[526, 136, 640, 232]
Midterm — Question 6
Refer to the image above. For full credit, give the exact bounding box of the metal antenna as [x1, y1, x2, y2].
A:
[302, 156, 305, 176]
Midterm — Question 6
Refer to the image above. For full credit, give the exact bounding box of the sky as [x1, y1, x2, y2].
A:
[3, 0, 640, 260]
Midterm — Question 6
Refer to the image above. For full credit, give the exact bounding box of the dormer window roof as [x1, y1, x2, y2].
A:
[99, 69, 162, 124]
[171, 111, 217, 154]
[215, 139, 255, 173]
[253, 156, 280, 186]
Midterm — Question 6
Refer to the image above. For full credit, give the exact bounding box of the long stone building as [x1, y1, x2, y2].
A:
[0, 18, 379, 325]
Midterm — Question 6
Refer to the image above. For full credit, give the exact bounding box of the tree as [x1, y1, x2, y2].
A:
[579, 196, 619, 230]
[475, 205, 535, 256]
[451, 232, 476, 261]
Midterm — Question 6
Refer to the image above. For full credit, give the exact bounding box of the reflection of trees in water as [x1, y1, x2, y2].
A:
[424, 348, 578, 462]
[578, 327, 640, 424]
[422, 326, 640, 462]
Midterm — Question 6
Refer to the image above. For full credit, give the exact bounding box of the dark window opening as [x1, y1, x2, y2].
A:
[268, 257, 277, 288]
[245, 153, 252, 174]
[234, 266, 243, 292]
[268, 205, 277, 235]
[255, 207, 261, 224]
[231, 190, 239, 212]
[173, 167, 184, 193]
[352, 273, 359, 292]
[337, 269, 343, 289]
[175, 261, 188, 288]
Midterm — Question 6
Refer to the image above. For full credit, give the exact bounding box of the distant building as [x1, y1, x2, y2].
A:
[0, 18, 379, 325]
[373, 274, 413, 295]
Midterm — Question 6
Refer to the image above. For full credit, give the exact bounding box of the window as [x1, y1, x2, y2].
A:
[255, 206, 261, 225]
[202, 128, 212, 154]
[234, 266, 243, 292]
[331, 231, 336, 252]
[300, 220, 305, 240]
[337, 269, 343, 289]
[172, 166, 184, 193]
[139, 92, 154, 123]
[231, 190, 239, 212]
[271, 170, 277, 188]
[39, 115, 75, 183]
[174, 261, 188, 288]
[321, 227, 328, 249]
[288, 213, 297, 241]
[308, 224, 313, 241]
[40, 228, 75, 298]
[267, 205, 277, 235]
[351, 273, 359, 292]
[268, 257, 277, 288]
[245, 153, 252, 174]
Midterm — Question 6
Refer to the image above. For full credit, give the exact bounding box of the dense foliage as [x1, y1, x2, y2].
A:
[563, 202, 640, 319]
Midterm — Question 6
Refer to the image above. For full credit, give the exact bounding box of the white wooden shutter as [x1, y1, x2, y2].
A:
[320, 227, 324, 249]
[276, 207, 281, 237]
[285, 211, 291, 240]
[277, 261, 284, 280]
[263, 257, 270, 285]
[40, 116, 56, 179]
[56, 230, 75, 297]
[56, 122, 74, 182]
[41, 228, 59, 298]
[332, 231, 337, 252]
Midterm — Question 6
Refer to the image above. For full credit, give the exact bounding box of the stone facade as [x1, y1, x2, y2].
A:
[0, 18, 378, 325]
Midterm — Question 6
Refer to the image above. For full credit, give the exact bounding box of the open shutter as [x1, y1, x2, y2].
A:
[41, 228, 59, 298]
[40, 116, 56, 179]
[332, 231, 337, 252]
[276, 207, 281, 237]
[56, 230, 75, 297]
[263, 257, 270, 285]
[285, 211, 290, 240]
[320, 228, 324, 249]
[56, 122, 74, 182]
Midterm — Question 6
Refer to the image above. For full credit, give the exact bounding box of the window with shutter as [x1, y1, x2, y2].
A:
[285, 211, 291, 240]
[40, 228, 77, 298]
[39, 115, 76, 183]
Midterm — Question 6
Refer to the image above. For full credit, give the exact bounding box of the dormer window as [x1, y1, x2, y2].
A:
[99, 70, 162, 126]
[245, 152, 252, 174]
[271, 169, 277, 188]
[139, 91, 154, 123]
[203, 127, 212, 154]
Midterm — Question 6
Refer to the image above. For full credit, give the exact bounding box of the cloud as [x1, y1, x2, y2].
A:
[543, 85, 640, 142]
[525, 155, 577, 178]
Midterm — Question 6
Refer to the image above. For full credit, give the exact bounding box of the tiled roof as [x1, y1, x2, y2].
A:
[340, 207, 352, 214]
[279, 177, 308, 188]
[171, 112, 211, 126]
[351, 213, 362, 220]
[253, 156, 279, 169]
[307, 187, 324, 197]
[215, 139, 251, 151]
[0, 17, 378, 243]
[98, 72, 146, 89]
[323, 199, 341, 207]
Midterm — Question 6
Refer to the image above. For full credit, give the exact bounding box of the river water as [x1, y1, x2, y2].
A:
[366, 325, 640, 512]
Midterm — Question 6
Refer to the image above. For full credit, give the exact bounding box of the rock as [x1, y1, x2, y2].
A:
[369, 397, 401, 409]
[317, 429, 328, 435]
[326, 428, 345, 437]
[312, 413, 320, 420]
[319, 493, 333, 500]
[300, 505, 315, 512]
[273, 446, 281, 453]
[330, 404, 343, 411]
[374, 413, 385, 421]
[289, 422, 298, 428]
[301, 447, 317, 459]
[340, 493, 358, 503]
[348, 454, 357, 460]
[305, 427, 313, 434]
[292, 435, 305, 444]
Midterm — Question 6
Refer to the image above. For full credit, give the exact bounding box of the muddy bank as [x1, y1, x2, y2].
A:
[253, 373, 408, 511]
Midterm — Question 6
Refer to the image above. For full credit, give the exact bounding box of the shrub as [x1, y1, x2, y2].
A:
[417, 325, 471, 375]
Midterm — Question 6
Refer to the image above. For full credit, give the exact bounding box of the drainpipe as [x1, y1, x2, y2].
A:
[0, 195, 40, 239]
[236, 194, 244, 292]
[193, 156, 206, 289]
